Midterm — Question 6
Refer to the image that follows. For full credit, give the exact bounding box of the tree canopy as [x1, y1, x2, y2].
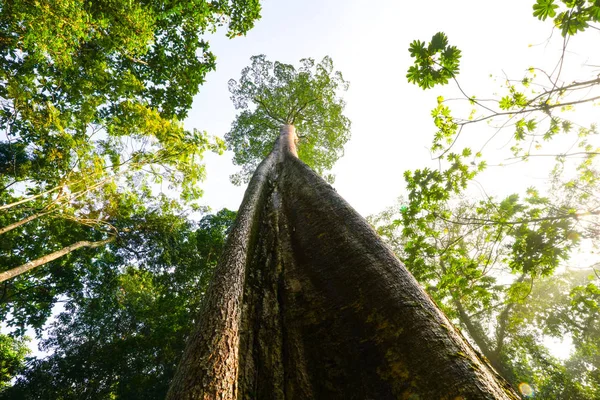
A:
[1, 209, 236, 400]
[0, 0, 260, 391]
[0, 0, 260, 330]
[376, 0, 600, 397]
[225, 55, 351, 184]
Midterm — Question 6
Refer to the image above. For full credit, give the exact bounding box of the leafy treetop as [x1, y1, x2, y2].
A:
[226, 55, 351, 184]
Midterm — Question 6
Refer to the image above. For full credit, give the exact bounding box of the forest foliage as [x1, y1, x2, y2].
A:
[0, 0, 260, 392]
[373, 0, 600, 397]
[0, 0, 599, 398]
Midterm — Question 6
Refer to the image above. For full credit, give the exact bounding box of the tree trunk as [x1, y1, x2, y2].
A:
[0, 237, 113, 283]
[167, 125, 520, 399]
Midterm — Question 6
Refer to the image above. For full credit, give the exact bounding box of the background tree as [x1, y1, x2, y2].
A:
[379, 0, 600, 396]
[225, 54, 351, 184]
[1, 209, 236, 399]
[0, 0, 260, 342]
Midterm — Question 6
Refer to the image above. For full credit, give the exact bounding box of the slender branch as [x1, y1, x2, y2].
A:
[0, 185, 64, 211]
[434, 210, 599, 227]
[291, 97, 320, 124]
[0, 237, 114, 283]
[254, 96, 284, 124]
[506, 152, 599, 160]
[0, 210, 53, 235]
[548, 34, 569, 95]
[462, 95, 600, 127]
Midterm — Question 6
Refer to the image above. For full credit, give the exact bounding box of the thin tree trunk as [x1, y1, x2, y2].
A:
[0, 237, 113, 283]
[0, 176, 110, 212]
[168, 124, 520, 399]
[0, 211, 52, 235]
[452, 296, 516, 384]
[0, 185, 63, 211]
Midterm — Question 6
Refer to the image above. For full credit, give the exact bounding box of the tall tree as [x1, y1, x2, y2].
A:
[168, 125, 519, 399]
[168, 54, 520, 395]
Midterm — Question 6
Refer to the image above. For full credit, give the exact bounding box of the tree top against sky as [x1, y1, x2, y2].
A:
[225, 54, 351, 184]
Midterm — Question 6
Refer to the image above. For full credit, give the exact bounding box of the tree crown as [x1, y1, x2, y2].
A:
[226, 55, 351, 184]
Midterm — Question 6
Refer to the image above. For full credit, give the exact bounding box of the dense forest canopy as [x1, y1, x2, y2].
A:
[0, 0, 260, 393]
[0, 0, 260, 319]
[1, 0, 599, 398]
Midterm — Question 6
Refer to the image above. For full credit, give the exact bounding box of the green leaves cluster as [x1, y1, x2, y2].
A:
[507, 271, 600, 398]
[0, 334, 29, 389]
[533, 0, 600, 36]
[0, 0, 260, 333]
[407, 32, 461, 89]
[2, 209, 236, 399]
[533, 0, 561, 20]
[226, 55, 351, 184]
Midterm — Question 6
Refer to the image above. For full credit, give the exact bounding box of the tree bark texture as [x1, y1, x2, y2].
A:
[167, 125, 520, 399]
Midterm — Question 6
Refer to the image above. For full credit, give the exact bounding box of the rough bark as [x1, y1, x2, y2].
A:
[0, 237, 113, 283]
[167, 124, 520, 399]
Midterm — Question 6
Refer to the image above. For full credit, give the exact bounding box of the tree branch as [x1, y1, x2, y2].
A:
[254, 96, 284, 124]
[0, 210, 53, 235]
[434, 210, 599, 227]
[0, 237, 114, 283]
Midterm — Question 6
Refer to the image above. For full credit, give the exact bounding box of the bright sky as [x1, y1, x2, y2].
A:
[185, 0, 599, 217]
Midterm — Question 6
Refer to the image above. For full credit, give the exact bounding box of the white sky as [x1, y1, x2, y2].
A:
[185, 0, 599, 217]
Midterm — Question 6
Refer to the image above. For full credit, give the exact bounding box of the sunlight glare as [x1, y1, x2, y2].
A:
[518, 382, 534, 397]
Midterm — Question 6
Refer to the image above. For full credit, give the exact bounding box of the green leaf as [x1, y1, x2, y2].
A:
[533, 0, 559, 20]
[499, 96, 513, 110]
[408, 40, 426, 58]
[429, 32, 449, 51]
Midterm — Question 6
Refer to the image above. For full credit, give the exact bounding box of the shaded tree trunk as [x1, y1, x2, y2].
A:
[0, 210, 52, 235]
[167, 125, 520, 399]
[452, 296, 516, 385]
